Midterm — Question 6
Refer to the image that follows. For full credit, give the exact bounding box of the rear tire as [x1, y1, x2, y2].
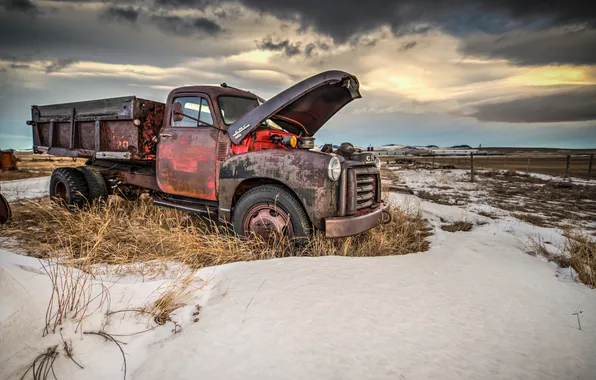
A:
[76, 166, 108, 204]
[49, 167, 89, 209]
[231, 185, 311, 241]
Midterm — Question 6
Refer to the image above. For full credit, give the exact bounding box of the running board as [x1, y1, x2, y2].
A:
[152, 198, 217, 216]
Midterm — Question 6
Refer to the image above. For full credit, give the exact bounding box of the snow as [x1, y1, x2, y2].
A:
[0, 176, 50, 202]
[1, 172, 596, 380]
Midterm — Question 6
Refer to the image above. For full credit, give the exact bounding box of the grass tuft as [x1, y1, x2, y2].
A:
[440, 221, 473, 233]
[527, 232, 595, 287]
[0, 197, 431, 271]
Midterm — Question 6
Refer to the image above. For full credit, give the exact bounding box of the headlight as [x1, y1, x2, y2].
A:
[374, 156, 381, 169]
[327, 156, 341, 181]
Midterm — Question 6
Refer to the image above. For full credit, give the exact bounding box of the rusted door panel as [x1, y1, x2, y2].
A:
[157, 128, 219, 200]
[156, 93, 220, 201]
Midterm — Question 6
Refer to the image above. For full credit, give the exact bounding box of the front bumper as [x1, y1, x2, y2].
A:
[324, 203, 389, 238]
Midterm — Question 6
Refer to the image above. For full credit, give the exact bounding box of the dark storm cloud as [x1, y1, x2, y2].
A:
[45, 58, 78, 73]
[470, 86, 596, 123]
[101, 6, 140, 23]
[2, 0, 40, 14]
[304, 43, 315, 57]
[256, 37, 301, 57]
[461, 27, 596, 66]
[400, 41, 417, 51]
[150, 14, 222, 36]
[157, 0, 594, 42]
[9, 63, 30, 69]
[154, 0, 210, 8]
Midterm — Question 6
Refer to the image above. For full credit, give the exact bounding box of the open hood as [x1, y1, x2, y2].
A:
[228, 70, 361, 144]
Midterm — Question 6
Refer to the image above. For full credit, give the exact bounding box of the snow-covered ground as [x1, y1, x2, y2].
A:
[1, 172, 596, 380]
[0, 176, 51, 202]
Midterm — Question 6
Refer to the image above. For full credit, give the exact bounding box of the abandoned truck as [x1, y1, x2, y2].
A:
[28, 70, 389, 239]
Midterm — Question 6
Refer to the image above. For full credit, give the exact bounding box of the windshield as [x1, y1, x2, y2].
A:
[218, 96, 259, 125]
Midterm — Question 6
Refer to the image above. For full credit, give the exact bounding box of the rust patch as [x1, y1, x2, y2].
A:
[0, 150, 18, 171]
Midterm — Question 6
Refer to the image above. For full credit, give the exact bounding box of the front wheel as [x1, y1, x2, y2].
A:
[231, 185, 311, 241]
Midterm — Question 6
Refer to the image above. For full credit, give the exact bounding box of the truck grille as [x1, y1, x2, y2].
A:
[356, 173, 376, 210]
[345, 166, 380, 215]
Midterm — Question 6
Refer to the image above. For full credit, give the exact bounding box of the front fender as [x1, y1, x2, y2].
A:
[218, 150, 338, 229]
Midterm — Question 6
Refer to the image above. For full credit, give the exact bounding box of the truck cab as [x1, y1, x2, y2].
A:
[29, 70, 388, 240]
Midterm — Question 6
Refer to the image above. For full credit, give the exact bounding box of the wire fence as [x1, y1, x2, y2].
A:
[381, 154, 594, 181]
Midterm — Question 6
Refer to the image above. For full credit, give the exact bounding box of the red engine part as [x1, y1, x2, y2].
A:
[231, 129, 298, 155]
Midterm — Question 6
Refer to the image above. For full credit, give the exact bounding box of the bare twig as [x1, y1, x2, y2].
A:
[106, 309, 154, 317]
[20, 345, 59, 380]
[572, 311, 583, 331]
[83, 331, 127, 380]
[243, 279, 266, 323]
[59, 328, 83, 370]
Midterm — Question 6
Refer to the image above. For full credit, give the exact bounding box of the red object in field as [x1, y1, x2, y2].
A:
[0, 150, 17, 171]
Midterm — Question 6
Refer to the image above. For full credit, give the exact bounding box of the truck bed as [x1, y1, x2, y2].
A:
[30, 96, 165, 160]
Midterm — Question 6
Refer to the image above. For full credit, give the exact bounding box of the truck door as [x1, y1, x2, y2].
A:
[157, 94, 219, 200]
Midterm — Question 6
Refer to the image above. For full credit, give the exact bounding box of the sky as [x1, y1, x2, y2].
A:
[0, 0, 595, 149]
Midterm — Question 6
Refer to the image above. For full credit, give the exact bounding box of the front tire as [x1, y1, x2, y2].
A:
[49, 167, 89, 209]
[231, 185, 311, 241]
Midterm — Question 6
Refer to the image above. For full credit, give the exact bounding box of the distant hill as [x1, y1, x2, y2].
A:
[449, 145, 472, 149]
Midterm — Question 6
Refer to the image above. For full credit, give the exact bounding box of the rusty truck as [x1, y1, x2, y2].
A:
[28, 70, 389, 240]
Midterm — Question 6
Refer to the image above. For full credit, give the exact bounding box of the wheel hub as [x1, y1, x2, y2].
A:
[244, 203, 293, 241]
[54, 181, 68, 203]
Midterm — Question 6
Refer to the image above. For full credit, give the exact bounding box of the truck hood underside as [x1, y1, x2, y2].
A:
[228, 70, 361, 144]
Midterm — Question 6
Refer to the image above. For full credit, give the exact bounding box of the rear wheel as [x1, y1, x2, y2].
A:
[76, 166, 108, 204]
[0, 193, 11, 224]
[231, 185, 311, 241]
[49, 167, 89, 209]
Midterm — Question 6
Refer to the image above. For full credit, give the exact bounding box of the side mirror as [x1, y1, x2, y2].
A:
[172, 102, 184, 122]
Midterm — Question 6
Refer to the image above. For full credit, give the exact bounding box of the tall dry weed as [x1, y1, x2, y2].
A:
[0, 197, 431, 270]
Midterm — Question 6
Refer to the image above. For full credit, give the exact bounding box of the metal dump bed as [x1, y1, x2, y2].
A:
[30, 96, 165, 160]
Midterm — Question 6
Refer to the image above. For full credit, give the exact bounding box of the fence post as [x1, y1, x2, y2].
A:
[432, 155, 435, 168]
[470, 152, 475, 182]
[504, 155, 507, 170]
[589, 154, 593, 181]
[565, 155, 571, 178]
[526, 157, 531, 174]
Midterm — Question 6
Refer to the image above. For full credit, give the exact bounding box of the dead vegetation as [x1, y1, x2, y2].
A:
[148, 270, 198, 325]
[0, 153, 79, 181]
[527, 232, 596, 287]
[440, 221, 473, 233]
[0, 197, 432, 271]
[512, 213, 548, 228]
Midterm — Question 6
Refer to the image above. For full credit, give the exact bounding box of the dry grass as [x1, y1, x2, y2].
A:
[0, 153, 79, 181]
[0, 197, 432, 271]
[513, 212, 548, 227]
[565, 232, 596, 287]
[527, 232, 595, 287]
[41, 256, 110, 336]
[148, 270, 199, 325]
[441, 221, 473, 233]
[477, 211, 499, 220]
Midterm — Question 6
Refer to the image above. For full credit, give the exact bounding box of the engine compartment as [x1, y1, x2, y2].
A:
[231, 128, 301, 155]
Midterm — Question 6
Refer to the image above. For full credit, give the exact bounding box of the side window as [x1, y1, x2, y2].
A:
[199, 97, 213, 125]
[171, 96, 213, 127]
